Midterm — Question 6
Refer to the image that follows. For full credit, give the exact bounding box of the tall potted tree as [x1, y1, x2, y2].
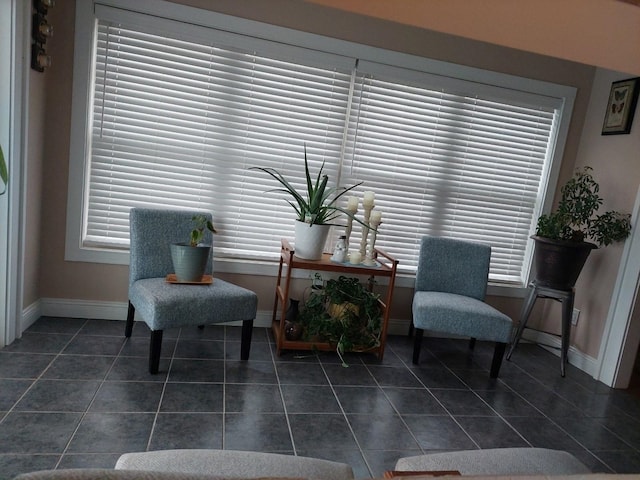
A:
[532, 166, 631, 290]
[250, 145, 368, 260]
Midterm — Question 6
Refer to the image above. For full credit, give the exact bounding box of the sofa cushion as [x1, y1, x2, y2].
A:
[12, 469, 236, 480]
[394, 448, 591, 475]
[116, 449, 354, 480]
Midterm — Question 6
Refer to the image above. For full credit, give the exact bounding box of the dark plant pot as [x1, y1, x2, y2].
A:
[170, 243, 211, 282]
[531, 235, 597, 290]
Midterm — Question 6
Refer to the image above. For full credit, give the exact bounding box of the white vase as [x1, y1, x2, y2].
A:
[294, 220, 331, 260]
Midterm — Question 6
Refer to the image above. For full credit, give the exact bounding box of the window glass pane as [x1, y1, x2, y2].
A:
[88, 21, 352, 259]
[341, 68, 557, 283]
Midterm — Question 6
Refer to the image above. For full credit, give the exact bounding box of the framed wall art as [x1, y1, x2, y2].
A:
[602, 77, 640, 135]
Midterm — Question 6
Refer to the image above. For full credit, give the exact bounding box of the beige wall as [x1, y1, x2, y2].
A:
[305, 0, 640, 77]
[28, 0, 637, 361]
[537, 68, 640, 356]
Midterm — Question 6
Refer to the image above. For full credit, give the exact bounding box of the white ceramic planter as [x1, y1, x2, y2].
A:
[294, 220, 331, 260]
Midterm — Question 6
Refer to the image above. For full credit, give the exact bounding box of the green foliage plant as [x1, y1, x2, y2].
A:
[189, 214, 216, 247]
[249, 145, 370, 228]
[0, 145, 7, 195]
[535, 166, 631, 247]
[298, 275, 382, 366]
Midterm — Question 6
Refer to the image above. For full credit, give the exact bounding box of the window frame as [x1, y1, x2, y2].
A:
[66, 0, 576, 292]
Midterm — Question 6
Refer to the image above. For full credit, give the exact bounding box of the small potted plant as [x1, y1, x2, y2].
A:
[170, 214, 217, 282]
[532, 166, 631, 289]
[250, 145, 368, 260]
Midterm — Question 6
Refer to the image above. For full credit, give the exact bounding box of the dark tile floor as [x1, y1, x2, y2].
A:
[1, 317, 640, 479]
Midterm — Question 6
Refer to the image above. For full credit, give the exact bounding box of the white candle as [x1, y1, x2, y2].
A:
[347, 196, 358, 212]
[363, 191, 375, 208]
[370, 210, 382, 223]
[349, 251, 362, 264]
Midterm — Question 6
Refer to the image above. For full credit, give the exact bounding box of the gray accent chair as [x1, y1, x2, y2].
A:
[126, 208, 258, 374]
[116, 449, 354, 480]
[394, 448, 591, 475]
[411, 236, 513, 378]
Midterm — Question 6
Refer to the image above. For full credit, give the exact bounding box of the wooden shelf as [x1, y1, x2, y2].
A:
[271, 238, 399, 359]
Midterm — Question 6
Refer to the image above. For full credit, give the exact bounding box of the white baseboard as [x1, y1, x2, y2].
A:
[33, 298, 597, 378]
[38, 297, 274, 328]
[38, 297, 411, 333]
[520, 329, 599, 378]
[20, 300, 42, 333]
[41, 297, 128, 321]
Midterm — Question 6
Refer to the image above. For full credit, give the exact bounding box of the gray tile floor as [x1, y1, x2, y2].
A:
[1, 317, 640, 479]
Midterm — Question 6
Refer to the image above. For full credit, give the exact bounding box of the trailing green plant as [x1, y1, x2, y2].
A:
[535, 166, 631, 247]
[297, 275, 382, 366]
[249, 145, 370, 228]
[189, 214, 216, 247]
[0, 145, 7, 195]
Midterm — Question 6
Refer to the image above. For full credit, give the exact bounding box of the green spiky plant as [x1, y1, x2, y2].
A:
[250, 145, 369, 228]
[0, 145, 7, 195]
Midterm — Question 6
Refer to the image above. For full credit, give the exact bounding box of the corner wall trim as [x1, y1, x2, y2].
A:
[20, 299, 42, 334]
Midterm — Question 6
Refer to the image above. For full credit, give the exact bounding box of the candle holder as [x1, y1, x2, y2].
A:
[359, 203, 373, 257]
[363, 218, 382, 266]
[345, 206, 357, 249]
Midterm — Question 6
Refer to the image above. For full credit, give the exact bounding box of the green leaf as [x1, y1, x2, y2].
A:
[0, 145, 7, 194]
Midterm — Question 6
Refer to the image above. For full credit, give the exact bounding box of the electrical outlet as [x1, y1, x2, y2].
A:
[571, 308, 580, 326]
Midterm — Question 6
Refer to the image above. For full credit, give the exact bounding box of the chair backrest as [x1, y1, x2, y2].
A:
[415, 235, 491, 300]
[129, 208, 213, 286]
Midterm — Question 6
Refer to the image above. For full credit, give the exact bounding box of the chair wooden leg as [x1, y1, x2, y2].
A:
[125, 302, 135, 337]
[490, 342, 507, 378]
[468, 337, 476, 350]
[240, 319, 254, 360]
[149, 330, 163, 374]
[412, 328, 424, 364]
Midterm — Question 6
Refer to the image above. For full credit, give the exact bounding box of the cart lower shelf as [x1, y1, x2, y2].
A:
[271, 321, 382, 356]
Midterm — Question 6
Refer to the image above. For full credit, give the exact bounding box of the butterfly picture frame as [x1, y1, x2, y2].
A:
[602, 77, 640, 135]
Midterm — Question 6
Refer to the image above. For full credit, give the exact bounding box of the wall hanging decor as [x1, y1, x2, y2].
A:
[31, 0, 54, 72]
[602, 77, 640, 135]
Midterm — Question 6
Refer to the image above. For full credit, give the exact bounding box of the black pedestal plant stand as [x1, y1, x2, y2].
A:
[532, 166, 631, 290]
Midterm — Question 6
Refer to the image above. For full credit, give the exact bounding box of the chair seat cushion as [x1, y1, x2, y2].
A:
[394, 448, 591, 475]
[412, 291, 512, 342]
[130, 277, 258, 331]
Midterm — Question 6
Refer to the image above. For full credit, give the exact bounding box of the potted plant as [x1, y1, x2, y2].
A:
[532, 166, 631, 289]
[297, 275, 382, 366]
[250, 145, 368, 260]
[170, 214, 217, 282]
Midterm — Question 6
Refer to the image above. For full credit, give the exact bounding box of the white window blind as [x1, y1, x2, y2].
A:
[79, 7, 570, 285]
[341, 63, 557, 283]
[88, 20, 352, 259]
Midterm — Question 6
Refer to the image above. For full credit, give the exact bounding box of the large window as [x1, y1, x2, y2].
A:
[67, 1, 576, 286]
